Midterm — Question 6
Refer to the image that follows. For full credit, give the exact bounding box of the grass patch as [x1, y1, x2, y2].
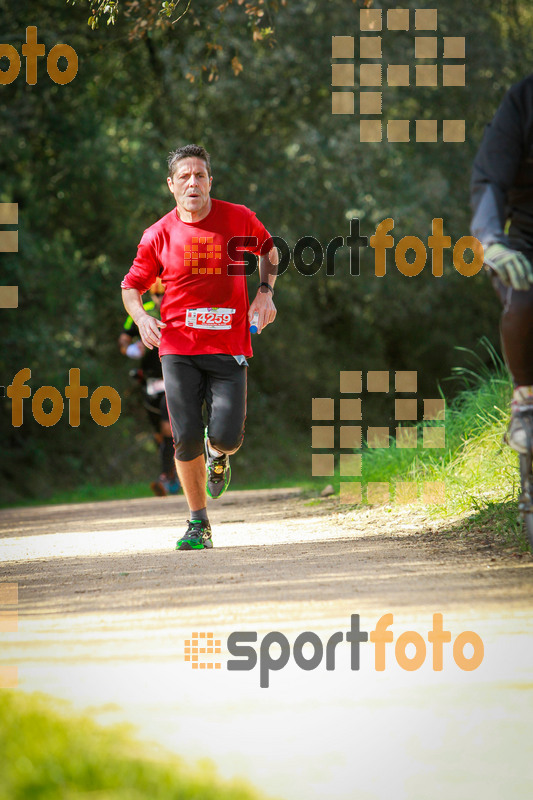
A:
[341, 342, 530, 551]
[0, 473, 322, 509]
[462, 500, 526, 549]
[360, 343, 514, 502]
[1, 481, 160, 508]
[0, 690, 269, 800]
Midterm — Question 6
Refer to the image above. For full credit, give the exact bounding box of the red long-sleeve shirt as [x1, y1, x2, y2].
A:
[122, 199, 272, 357]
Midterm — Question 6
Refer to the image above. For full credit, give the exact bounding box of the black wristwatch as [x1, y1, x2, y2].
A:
[258, 282, 274, 295]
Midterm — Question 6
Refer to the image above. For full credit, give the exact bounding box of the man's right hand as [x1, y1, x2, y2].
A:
[484, 243, 533, 290]
[136, 314, 166, 349]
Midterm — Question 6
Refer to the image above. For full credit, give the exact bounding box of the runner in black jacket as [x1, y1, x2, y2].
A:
[471, 74, 533, 453]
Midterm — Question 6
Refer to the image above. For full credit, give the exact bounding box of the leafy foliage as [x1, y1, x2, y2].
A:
[67, 0, 279, 51]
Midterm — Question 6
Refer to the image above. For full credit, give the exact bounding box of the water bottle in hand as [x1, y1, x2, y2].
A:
[250, 311, 261, 334]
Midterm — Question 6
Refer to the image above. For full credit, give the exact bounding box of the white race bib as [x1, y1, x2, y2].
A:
[185, 307, 236, 330]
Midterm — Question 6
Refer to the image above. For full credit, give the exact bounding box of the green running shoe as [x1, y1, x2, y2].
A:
[205, 432, 231, 499]
[176, 519, 213, 551]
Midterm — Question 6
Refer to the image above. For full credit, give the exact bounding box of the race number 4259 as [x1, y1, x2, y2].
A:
[185, 307, 235, 330]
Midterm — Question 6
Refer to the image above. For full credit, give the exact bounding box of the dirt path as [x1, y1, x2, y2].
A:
[1, 489, 532, 800]
[2, 489, 531, 618]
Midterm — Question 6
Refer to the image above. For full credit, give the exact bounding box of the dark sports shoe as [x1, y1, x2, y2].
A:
[204, 433, 231, 499]
[176, 519, 213, 551]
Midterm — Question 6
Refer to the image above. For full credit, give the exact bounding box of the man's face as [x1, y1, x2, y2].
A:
[167, 157, 212, 219]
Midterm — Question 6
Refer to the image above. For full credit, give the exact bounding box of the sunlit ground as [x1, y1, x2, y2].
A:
[1, 494, 532, 800]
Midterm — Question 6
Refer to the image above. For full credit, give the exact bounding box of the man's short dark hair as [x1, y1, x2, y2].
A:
[167, 144, 211, 178]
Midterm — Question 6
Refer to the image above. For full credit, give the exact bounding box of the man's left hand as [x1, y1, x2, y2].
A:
[248, 288, 276, 333]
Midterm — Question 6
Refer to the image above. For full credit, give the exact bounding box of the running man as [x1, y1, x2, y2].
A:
[121, 144, 277, 550]
[119, 278, 180, 497]
[471, 74, 533, 453]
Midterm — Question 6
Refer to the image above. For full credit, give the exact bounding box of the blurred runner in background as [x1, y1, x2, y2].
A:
[118, 278, 180, 496]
